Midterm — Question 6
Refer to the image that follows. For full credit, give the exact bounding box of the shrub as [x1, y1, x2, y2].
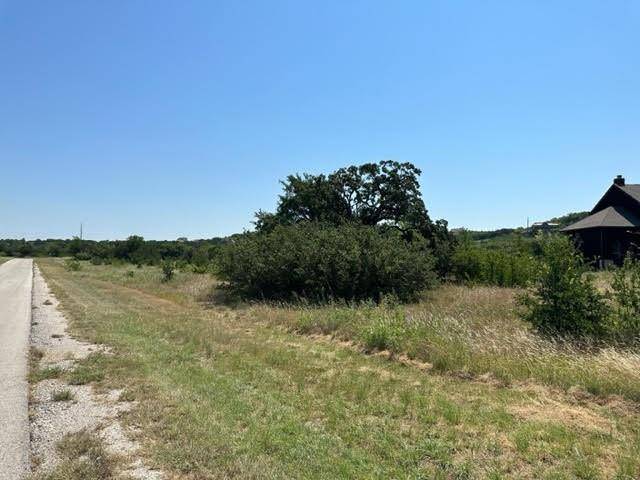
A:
[451, 240, 537, 287]
[192, 264, 209, 274]
[519, 234, 610, 336]
[175, 259, 190, 271]
[219, 223, 437, 302]
[73, 251, 92, 261]
[89, 256, 102, 265]
[52, 389, 74, 402]
[161, 261, 175, 282]
[611, 256, 640, 336]
[64, 259, 82, 272]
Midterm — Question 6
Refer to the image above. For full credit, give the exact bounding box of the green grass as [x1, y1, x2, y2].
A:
[37, 259, 640, 479]
[51, 389, 74, 402]
[29, 365, 63, 383]
[67, 358, 105, 385]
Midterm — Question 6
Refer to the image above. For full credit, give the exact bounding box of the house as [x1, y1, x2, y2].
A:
[529, 221, 560, 233]
[562, 175, 640, 266]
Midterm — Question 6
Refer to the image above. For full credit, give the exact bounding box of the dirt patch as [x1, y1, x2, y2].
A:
[30, 264, 162, 479]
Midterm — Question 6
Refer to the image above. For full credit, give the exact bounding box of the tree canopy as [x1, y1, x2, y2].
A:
[254, 160, 454, 274]
[257, 161, 437, 234]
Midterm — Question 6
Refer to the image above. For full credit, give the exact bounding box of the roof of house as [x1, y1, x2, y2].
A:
[561, 205, 640, 231]
[621, 184, 640, 204]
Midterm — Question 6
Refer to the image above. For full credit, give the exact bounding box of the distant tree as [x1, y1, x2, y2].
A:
[113, 235, 146, 262]
[125, 235, 145, 254]
[16, 239, 33, 257]
[46, 242, 63, 257]
[548, 211, 591, 228]
[68, 236, 85, 256]
[91, 241, 115, 261]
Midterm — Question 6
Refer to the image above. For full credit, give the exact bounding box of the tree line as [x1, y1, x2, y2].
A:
[0, 236, 226, 268]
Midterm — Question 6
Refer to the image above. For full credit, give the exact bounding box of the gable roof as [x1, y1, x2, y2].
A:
[591, 183, 640, 214]
[562, 205, 640, 232]
[621, 184, 640, 204]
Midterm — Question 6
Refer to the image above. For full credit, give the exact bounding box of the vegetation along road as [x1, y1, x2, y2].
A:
[34, 258, 640, 479]
[0, 259, 32, 480]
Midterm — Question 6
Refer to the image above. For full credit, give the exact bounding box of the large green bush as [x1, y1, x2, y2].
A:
[218, 223, 436, 302]
[519, 235, 610, 336]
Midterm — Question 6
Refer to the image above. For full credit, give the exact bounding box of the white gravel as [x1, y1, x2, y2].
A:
[30, 268, 97, 364]
[29, 264, 162, 479]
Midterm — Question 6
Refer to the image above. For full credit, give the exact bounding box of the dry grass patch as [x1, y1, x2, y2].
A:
[517, 405, 612, 438]
[31, 430, 120, 480]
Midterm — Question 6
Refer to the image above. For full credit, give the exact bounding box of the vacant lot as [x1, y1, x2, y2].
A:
[38, 259, 640, 479]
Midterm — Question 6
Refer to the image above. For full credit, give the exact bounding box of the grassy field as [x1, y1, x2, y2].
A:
[262, 285, 640, 402]
[0, 256, 11, 265]
[38, 259, 640, 479]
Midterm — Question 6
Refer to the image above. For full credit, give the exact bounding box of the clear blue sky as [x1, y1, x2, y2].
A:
[1, 1, 639, 240]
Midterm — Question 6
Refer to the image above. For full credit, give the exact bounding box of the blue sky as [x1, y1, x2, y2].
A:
[1, 1, 639, 240]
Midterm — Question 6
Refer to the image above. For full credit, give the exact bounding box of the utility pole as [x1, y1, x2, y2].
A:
[80, 222, 83, 240]
[526, 217, 529, 229]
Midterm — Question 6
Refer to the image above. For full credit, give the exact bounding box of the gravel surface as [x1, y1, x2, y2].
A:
[31, 267, 97, 364]
[29, 264, 162, 479]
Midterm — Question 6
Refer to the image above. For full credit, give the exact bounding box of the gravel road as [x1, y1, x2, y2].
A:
[0, 259, 32, 480]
